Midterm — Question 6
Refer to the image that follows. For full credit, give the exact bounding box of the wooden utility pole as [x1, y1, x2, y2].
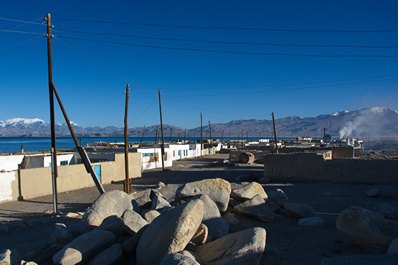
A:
[272, 112, 278, 153]
[158, 89, 165, 171]
[221, 129, 224, 145]
[208, 121, 212, 144]
[177, 130, 181, 142]
[46, 13, 58, 214]
[200, 112, 203, 156]
[123, 84, 131, 194]
[46, 15, 105, 197]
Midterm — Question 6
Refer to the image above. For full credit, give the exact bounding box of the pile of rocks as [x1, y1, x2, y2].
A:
[1, 177, 322, 264]
[325, 190, 398, 264]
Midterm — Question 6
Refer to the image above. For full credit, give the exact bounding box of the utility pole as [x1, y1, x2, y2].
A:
[208, 121, 212, 144]
[46, 15, 105, 197]
[140, 125, 145, 147]
[200, 112, 203, 156]
[177, 130, 181, 142]
[221, 129, 224, 145]
[46, 13, 58, 214]
[272, 112, 278, 154]
[123, 84, 131, 194]
[158, 89, 165, 171]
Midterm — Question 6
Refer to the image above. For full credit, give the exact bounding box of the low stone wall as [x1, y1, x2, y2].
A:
[263, 153, 398, 184]
[1, 153, 141, 202]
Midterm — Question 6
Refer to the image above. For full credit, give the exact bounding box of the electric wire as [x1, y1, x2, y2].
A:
[0, 29, 44, 35]
[55, 28, 398, 49]
[57, 38, 126, 83]
[7, 17, 45, 31]
[55, 17, 398, 33]
[163, 75, 398, 98]
[56, 35, 398, 58]
[0, 35, 42, 53]
[0, 16, 46, 26]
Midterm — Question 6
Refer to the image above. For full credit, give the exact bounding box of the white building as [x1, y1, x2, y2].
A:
[137, 147, 173, 170]
[169, 143, 190, 161]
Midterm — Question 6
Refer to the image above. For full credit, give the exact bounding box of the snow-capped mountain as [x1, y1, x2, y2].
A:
[0, 107, 397, 137]
[0, 118, 46, 128]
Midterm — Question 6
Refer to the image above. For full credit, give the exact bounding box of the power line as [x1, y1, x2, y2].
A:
[0, 16, 45, 26]
[0, 29, 44, 35]
[8, 17, 44, 31]
[163, 75, 398, 98]
[55, 17, 398, 33]
[56, 35, 398, 58]
[0, 35, 42, 53]
[55, 28, 398, 49]
[57, 38, 126, 83]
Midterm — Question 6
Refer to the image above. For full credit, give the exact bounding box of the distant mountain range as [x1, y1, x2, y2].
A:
[1, 107, 398, 138]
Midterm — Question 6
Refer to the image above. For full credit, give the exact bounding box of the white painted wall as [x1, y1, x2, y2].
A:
[137, 147, 172, 170]
[0, 171, 16, 202]
[0, 155, 24, 171]
[169, 144, 190, 161]
[189, 143, 202, 158]
[43, 154, 75, 167]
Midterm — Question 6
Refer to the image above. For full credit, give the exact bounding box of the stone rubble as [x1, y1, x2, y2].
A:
[336, 206, 398, 251]
[0, 178, 328, 264]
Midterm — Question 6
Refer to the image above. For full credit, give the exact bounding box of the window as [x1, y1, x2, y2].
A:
[60, 160, 68, 166]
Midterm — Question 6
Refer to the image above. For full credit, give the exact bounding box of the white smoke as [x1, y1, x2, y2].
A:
[339, 115, 367, 139]
[338, 107, 391, 139]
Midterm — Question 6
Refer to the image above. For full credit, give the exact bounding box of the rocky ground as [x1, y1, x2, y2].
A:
[1, 154, 398, 264]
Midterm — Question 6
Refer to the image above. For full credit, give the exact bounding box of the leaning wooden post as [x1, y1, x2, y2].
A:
[123, 84, 131, 194]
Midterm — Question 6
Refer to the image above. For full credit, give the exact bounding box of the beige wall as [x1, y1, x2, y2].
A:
[263, 153, 398, 184]
[14, 152, 141, 200]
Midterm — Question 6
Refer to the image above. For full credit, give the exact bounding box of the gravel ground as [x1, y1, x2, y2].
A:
[0, 154, 397, 264]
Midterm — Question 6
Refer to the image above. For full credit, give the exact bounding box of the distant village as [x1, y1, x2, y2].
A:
[2, 129, 397, 204]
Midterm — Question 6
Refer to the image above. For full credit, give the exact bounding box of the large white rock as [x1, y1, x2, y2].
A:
[233, 194, 276, 223]
[336, 206, 398, 251]
[193, 194, 229, 240]
[122, 209, 148, 234]
[195, 227, 266, 265]
[231, 182, 268, 201]
[136, 199, 204, 265]
[98, 216, 126, 235]
[160, 251, 201, 265]
[82, 190, 133, 226]
[144, 210, 161, 224]
[178, 178, 231, 212]
[87, 243, 123, 265]
[283, 202, 315, 219]
[52, 230, 116, 265]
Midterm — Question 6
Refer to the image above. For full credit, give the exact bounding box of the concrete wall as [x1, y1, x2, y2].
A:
[263, 153, 398, 184]
[169, 144, 190, 160]
[137, 147, 173, 170]
[0, 152, 141, 202]
[0, 155, 24, 171]
[43, 154, 75, 167]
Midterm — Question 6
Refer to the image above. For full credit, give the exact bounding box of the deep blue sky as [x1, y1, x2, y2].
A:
[1, 1, 398, 128]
